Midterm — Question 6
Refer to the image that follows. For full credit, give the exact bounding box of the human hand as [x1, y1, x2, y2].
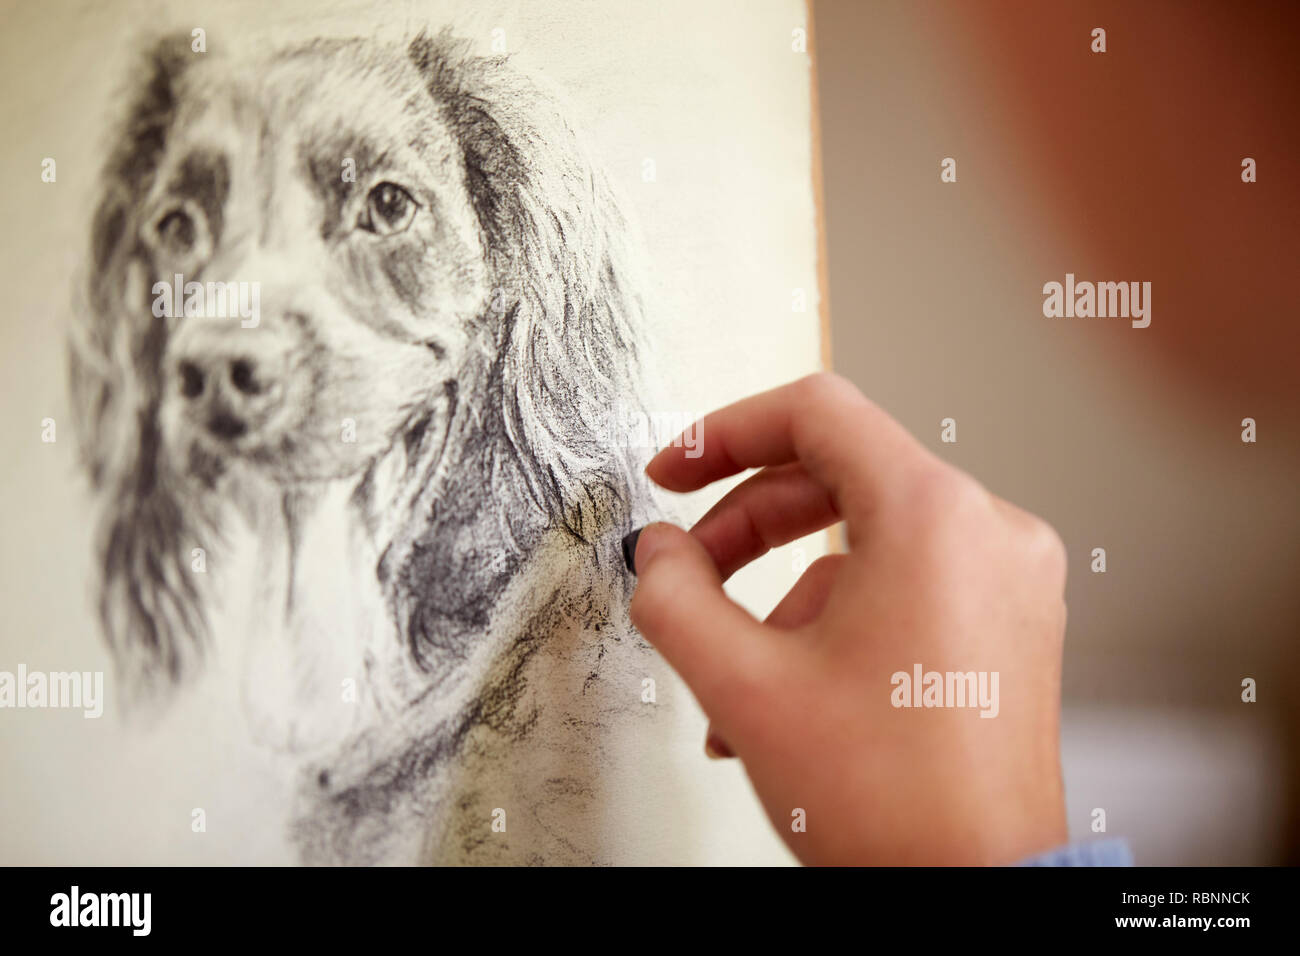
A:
[628, 373, 1068, 865]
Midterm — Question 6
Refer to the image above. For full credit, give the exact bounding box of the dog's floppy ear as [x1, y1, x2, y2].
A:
[408, 30, 653, 551]
[69, 34, 210, 693]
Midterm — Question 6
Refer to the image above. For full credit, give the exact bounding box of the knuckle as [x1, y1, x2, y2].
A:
[800, 553, 848, 590]
[907, 466, 990, 530]
[1023, 515, 1069, 583]
[797, 370, 863, 410]
[804, 553, 841, 576]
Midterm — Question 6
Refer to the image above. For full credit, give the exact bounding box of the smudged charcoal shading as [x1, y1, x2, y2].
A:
[68, 25, 664, 864]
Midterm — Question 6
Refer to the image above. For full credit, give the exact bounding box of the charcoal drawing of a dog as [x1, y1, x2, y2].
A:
[68, 29, 664, 864]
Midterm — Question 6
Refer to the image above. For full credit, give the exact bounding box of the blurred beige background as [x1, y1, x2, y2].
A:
[815, 0, 1299, 864]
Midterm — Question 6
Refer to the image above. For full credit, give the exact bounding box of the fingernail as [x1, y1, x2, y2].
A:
[622, 527, 643, 573]
[704, 732, 734, 760]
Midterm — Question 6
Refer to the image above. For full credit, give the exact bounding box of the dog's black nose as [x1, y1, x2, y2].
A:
[177, 356, 264, 399]
[174, 346, 281, 443]
[207, 411, 248, 439]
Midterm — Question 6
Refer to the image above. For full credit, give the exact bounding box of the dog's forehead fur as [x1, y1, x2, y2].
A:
[162, 40, 466, 220]
[139, 37, 491, 349]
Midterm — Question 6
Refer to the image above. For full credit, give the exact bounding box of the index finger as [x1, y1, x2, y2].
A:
[646, 372, 933, 531]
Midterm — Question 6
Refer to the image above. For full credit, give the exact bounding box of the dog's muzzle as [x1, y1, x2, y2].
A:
[169, 316, 301, 444]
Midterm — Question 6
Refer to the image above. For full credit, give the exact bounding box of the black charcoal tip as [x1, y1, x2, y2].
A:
[621, 527, 643, 574]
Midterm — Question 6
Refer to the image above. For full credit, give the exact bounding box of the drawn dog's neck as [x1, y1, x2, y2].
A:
[227, 392, 641, 864]
[228, 370, 551, 759]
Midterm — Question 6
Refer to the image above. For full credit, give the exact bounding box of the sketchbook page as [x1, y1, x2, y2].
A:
[0, 0, 823, 864]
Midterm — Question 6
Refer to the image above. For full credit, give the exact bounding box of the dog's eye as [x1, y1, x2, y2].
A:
[154, 207, 198, 253]
[361, 182, 418, 235]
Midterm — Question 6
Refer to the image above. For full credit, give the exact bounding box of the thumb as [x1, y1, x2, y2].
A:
[628, 522, 778, 719]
